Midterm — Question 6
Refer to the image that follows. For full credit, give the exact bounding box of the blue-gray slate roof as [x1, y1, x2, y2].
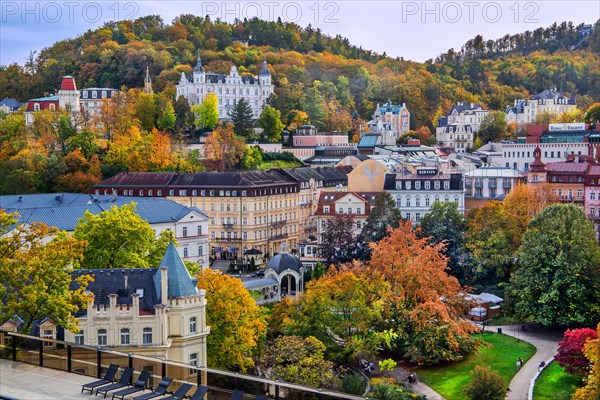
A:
[0, 193, 206, 232]
[153, 242, 198, 301]
[358, 135, 380, 148]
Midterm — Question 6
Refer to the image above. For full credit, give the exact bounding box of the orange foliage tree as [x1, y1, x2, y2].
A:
[369, 221, 478, 365]
[203, 124, 245, 171]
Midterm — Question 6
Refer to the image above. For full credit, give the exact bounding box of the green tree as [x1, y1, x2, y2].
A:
[301, 85, 326, 130]
[260, 336, 338, 389]
[464, 366, 507, 400]
[319, 214, 357, 265]
[358, 192, 402, 260]
[478, 111, 507, 144]
[197, 268, 267, 372]
[174, 95, 193, 133]
[0, 210, 93, 333]
[228, 97, 255, 138]
[257, 105, 284, 142]
[156, 95, 176, 132]
[192, 92, 219, 131]
[240, 145, 262, 170]
[73, 203, 171, 270]
[506, 204, 600, 326]
[136, 92, 157, 131]
[585, 102, 600, 123]
[419, 201, 467, 280]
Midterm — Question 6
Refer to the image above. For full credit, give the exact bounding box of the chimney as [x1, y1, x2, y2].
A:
[160, 266, 168, 305]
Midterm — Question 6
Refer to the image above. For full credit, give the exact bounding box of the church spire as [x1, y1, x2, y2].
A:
[144, 65, 153, 94]
[193, 50, 205, 73]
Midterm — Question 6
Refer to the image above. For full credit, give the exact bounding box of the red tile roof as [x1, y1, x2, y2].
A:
[60, 76, 77, 91]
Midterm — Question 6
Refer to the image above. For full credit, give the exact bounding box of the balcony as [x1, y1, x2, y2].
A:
[304, 224, 317, 231]
[222, 223, 235, 230]
[561, 195, 584, 203]
[271, 233, 289, 240]
[215, 237, 242, 242]
[271, 220, 286, 227]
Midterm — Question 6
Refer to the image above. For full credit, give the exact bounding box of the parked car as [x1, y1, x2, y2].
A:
[251, 271, 265, 278]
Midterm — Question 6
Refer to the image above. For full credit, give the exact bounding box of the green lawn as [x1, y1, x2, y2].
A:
[533, 361, 583, 400]
[258, 160, 303, 170]
[416, 333, 536, 400]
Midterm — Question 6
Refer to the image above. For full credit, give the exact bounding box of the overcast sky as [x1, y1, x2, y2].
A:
[1, 1, 598, 66]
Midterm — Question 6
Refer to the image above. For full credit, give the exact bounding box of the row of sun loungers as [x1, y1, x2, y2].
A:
[81, 364, 264, 399]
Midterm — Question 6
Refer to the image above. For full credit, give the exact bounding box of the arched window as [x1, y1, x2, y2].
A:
[120, 328, 130, 345]
[97, 329, 107, 346]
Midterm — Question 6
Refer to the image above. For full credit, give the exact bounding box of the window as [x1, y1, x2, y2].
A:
[157, 190, 162, 196]
[148, 190, 153, 196]
[120, 328, 130, 345]
[97, 329, 107, 346]
[192, 190, 197, 196]
[183, 247, 188, 257]
[356, 221, 362, 229]
[189, 353, 198, 373]
[189, 317, 197, 334]
[415, 213, 421, 222]
[434, 181, 440, 190]
[143, 328, 152, 345]
[169, 190, 174, 196]
[425, 197, 430, 207]
[42, 329, 53, 346]
[198, 245, 203, 255]
[323, 206, 330, 213]
[443, 181, 450, 190]
[74, 332, 84, 345]
[183, 227, 188, 237]
[424, 181, 431, 189]
[415, 181, 421, 190]
[406, 181, 412, 190]
[197, 225, 202, 235]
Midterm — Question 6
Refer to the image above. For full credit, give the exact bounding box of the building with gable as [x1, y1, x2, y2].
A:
[62, 243, 208, 372]
[371, 101, 410, 137]
[506, 89, 577, 125]
[24, 75, 117, 125]
[436, 101, 490, 153]
[176, 55, 274, 120]
[0, 193, 209, 267]
[0, 97, 24, 113]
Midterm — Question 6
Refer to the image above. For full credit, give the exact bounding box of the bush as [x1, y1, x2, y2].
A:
[370, 377, 426, 400]
[342, 372, 366, 395]
[464, 366, 507, 400]
[555, 328, 598, 375]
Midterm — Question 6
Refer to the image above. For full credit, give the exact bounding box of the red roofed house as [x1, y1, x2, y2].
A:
[25, 76, 81, 125]
[313, 191, 381, 254]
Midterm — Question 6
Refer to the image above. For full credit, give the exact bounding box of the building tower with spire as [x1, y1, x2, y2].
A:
[528, 146, 547, 183]
[144, 66, 153, 94]
[176, 51, 274, 120]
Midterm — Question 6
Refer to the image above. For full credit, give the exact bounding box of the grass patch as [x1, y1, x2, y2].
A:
[416, 333, 536, 400]
[533, 361, 583, 400]
[259, 160, 303, 170]
[486, 314, 524, 326]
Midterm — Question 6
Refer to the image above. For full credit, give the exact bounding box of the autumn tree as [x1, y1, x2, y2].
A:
[286, 264, 391, 360]
[419, 201, 467, 280]
[301, 86, 326, 130]
[506, 204, 600, 326]
[197, 268, 267, 372]
[73, 203, 172, 270]
[229, 97, 255, 138]
[369, 221, 478, 365]
[203, 124, 245, 171]
[555, 328, 599, 375]
[259, 336, 337, 390]
[257, 105, 284, 142]
[357, 192, 402, 260]
[573, 323, 600, 400]
[0, 210, 93, 333]
[319, 214, 358, 265]
[192, 92, 219, 131]
[463, 366, 507, 400]
[240, 145, 262, 170]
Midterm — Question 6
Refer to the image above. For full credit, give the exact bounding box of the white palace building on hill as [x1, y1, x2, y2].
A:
[176, 54, 274, 120]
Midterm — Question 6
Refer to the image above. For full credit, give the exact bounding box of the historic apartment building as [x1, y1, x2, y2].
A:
[505, 89, 577, 125]
[176, 55, 274, 119]
[436, 101, 490, 153]
[94, 171, 301, 262]
[384, 165, 464, 223]
[0, 193, 209, 267]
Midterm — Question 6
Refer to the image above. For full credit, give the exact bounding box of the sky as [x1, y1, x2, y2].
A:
[1, 1, 599, 66]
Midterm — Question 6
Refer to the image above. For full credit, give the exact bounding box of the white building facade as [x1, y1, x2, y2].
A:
[384, 168, 465, 222]
[436, 102, 490, 153]
[506, 89, 577, 125]
[176, 55, 274, 120]
[464, 167, 524, 200]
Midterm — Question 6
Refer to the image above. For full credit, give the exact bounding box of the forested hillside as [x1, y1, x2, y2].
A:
[1, 16, 598, 129]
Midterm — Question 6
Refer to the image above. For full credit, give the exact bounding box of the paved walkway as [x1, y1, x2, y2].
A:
[485, 324, 564, 400]
[373, 356, 444, 400]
